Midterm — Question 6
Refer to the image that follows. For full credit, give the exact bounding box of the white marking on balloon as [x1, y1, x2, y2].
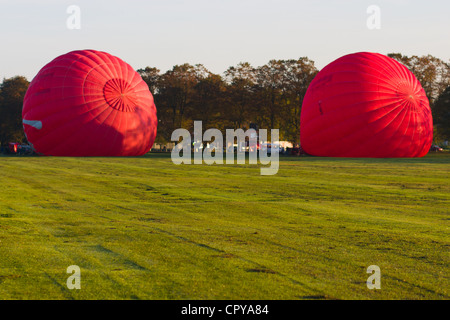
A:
[23, 120, 43, 130]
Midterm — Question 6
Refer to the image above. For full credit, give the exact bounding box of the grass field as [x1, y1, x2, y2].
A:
[0, 153, 448, 300]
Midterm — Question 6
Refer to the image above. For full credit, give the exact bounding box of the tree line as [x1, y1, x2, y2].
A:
[1, 53, 449, 147]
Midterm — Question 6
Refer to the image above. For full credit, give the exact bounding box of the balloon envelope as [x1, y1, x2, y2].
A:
[22, 50, 157, 156]
[300, 52, 433, 158]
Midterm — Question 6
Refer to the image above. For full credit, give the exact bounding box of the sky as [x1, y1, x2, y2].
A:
[0, 0, 449, 80]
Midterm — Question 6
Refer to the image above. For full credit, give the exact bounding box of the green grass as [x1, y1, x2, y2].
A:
[0, 153, 448, 300]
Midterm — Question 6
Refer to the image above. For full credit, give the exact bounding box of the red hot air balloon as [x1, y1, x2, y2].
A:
[22, 50, 157, 156]
[300, 52, 433, 158]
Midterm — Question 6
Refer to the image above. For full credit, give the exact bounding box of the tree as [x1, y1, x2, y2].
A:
[191, 73, 226, 130]
[280, 58, 317, 143]
[252, 58, 317, 142]
[137, 67, 167, 144]
[156, 64, 209, 141]
[433, 86, 450, 142]
[0, 76, 29, 145]
[254, 60, 286, 131]
[224, 62, 257, 129]
[137, 67, 161, 94]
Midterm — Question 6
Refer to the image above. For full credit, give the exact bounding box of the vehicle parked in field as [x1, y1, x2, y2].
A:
[429, 145, 443, 152]
[289, 146, 308, 156]
[259, 143, 282, 154]
[3, 142, 34, 155]
[18, 144, 34, 155]
[8, 142, 19, 154]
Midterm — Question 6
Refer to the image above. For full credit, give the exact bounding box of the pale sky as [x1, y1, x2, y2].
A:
[1, 0, 449, 80]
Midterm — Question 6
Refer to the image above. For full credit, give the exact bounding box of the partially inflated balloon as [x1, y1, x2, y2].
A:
[300, 52, 433, 158]
[22, 50, 157, 156]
